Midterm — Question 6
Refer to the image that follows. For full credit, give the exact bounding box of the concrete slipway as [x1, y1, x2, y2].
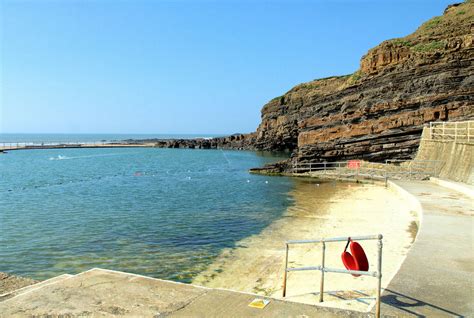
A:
[0, 268, 362, 317]
[0, 180, 472, 317]
[380, 180, 473, 317]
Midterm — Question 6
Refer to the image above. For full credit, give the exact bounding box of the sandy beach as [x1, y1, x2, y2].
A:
[193, 179, 418, 312]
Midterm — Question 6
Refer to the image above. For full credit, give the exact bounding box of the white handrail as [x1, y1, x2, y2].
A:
[0, 140, 120, 151]
[292, 159, 442, 181]
[283, 234, 383, 318]
[429, 120, 473, 143]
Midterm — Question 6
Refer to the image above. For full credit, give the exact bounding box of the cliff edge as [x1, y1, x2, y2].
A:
[252, 1, 474, 163]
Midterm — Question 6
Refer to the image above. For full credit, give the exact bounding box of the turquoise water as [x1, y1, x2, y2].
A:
[0, 148, 293, 282]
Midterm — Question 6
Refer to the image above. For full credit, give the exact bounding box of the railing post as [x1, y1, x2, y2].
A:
[468, 121, 471, 143]
[443, 121, 446, 141]
[319, 242, 326, 303]
[284, 235, 384, 316]
[283, 243, 289, 297]
[455, 122, 458, 143]
[376, 236, 383, 318]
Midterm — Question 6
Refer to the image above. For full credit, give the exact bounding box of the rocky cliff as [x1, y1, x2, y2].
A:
[252, 1, 474, 164]
[144, 2, 473, 166]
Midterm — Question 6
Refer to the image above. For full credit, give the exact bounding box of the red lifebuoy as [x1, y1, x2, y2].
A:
[341, 239, 369, 277]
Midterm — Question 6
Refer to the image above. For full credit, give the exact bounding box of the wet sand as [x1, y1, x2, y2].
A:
[193, 180, 417, 312]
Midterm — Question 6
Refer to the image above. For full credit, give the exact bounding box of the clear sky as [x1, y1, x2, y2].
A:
[0, 0, 456, 135]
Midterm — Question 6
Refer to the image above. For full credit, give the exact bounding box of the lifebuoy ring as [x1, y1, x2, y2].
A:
[341, 238, 369, 277]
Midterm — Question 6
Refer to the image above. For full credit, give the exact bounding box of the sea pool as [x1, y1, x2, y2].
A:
[0, 147, 293, 282]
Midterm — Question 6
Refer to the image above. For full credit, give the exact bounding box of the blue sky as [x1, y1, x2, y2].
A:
[1, 0, 455, 134]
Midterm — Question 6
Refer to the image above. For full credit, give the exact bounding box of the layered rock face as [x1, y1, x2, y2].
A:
[253, 2, 474, 163]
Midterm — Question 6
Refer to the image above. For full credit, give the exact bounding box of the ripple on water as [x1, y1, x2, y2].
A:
[0, 147, 293, 282]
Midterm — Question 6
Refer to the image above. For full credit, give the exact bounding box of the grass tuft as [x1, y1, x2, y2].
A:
[412, 40, 445, 52]
[299, 82, 320, 90]
[271, 95, 283, 102]
[391, 38, 413, 47]
[347, 71, 363, 85]
[424, 16, 442, 30]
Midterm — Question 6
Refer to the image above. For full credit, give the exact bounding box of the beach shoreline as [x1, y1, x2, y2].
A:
[192, 179, 418, 312]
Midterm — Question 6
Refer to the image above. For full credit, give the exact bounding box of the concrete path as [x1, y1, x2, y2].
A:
[380, 181, 473, 317]
[0, 268, 363, 318]
[430, 177, 474, 198]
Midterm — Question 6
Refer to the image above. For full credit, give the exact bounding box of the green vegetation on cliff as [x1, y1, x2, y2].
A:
[254, 1, 473, 162]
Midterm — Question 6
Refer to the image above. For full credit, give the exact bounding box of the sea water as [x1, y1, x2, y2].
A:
[0, 133, 222, 143]
[0, 147, 293, 282]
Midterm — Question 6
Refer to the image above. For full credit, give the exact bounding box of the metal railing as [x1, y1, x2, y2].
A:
[292, 159, 443, 181]
[283, 234, 383, 318]
[293, 160, 386, 179]
[0, 140, 127, 151]
[384, 159, 442, 179]
[429, 120, 474, 144]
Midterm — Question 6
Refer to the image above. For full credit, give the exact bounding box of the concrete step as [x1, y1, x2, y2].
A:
[0, 274, 74, 302]
[0, 268, 363, 317]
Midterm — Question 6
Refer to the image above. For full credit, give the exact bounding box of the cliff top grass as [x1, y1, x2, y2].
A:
[390, 1, 473, 48]
[264, 1, 473, 109]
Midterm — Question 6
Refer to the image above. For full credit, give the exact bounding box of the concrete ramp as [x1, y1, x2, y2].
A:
[381, 181, 474, 317]
[0, 268, 360, 317]
[416, 126, 473, 184]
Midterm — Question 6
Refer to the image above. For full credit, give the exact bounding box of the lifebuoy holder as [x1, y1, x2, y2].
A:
[341, 237, 369, 276]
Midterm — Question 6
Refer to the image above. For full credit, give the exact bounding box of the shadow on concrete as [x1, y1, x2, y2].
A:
[381, 289, 463, 317]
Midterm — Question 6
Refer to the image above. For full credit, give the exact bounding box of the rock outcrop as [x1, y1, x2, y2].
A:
[252, 1, 474, 164]
[126, 133, 258, 150]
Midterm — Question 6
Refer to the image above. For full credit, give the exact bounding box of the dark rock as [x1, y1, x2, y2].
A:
[249, 160, 292, 175]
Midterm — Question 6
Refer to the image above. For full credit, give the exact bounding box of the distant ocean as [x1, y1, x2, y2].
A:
[0, 133, 224, 143]
[0, 141, 293, 282]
